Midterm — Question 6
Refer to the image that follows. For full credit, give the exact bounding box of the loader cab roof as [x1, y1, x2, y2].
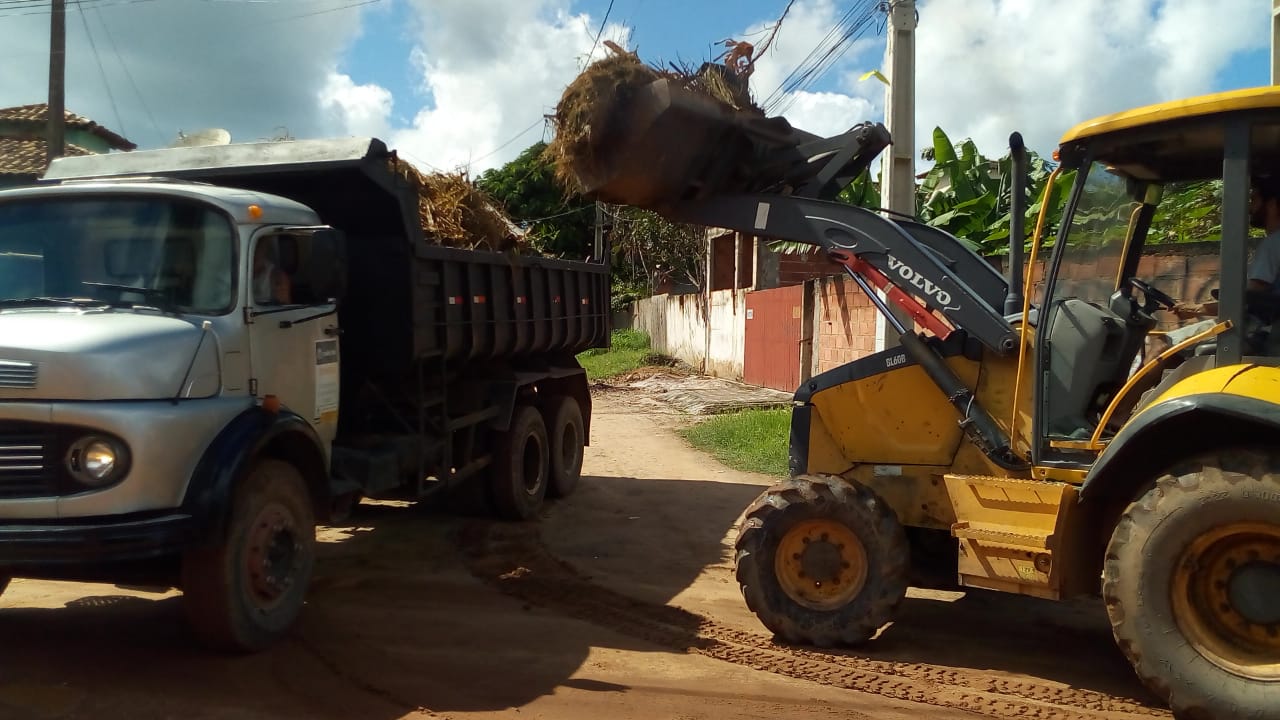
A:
[1056, 85, 1280, 183]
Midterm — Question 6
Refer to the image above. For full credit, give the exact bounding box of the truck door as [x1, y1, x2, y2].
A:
[246, 230, 342, 453]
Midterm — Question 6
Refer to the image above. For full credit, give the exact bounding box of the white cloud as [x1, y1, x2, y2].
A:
[320, 73, 394, 139]
[912, 0, 1270, 159]
[742, 0, 884, 136]
[0, 2, 371, 149]
[390, 0, 631, 173]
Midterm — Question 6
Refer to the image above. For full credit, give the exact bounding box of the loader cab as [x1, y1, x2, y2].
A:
[1028, 87, 1280, 468]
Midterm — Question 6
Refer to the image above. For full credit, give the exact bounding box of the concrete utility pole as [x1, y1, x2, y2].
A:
[47, 0, 66, 165]
[876, 0, 917, 352]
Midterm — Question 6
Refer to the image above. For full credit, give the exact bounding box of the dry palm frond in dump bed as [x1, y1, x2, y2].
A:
[385, 156, 526, 253]
[545, 42, 760, 197]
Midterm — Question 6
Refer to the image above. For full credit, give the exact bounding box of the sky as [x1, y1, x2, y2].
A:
[0, 0, 1271, 177]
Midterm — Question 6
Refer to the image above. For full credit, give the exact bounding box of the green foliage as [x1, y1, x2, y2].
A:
[576, 329, 653, 380]
[1148, 180, 1223, 244]
[607, 204, 705, 293]
[679, 408, 791, 477]
[915, 127, 1075, 256]
[476, 142, 594, 258]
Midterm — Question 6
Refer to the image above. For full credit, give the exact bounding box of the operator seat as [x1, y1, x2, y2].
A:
[1041, 292, 1154, 438]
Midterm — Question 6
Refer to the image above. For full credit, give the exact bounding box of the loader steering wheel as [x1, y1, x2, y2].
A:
[1128, 277, 1177, 312]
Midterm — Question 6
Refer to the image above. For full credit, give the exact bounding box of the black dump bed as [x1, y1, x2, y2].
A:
[42, 138, 611, 368]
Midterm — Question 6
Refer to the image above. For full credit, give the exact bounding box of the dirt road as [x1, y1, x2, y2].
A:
[0, 385, 1170, 720]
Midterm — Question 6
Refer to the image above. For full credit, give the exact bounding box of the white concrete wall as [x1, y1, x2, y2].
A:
[631, 290, 745, 379]
[707, 289, 746, 380]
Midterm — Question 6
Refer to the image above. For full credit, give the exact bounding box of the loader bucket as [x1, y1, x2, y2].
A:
[564, 78, 810, 210]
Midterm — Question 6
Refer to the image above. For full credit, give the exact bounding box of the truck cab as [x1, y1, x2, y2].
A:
[0, 176, 345, 650]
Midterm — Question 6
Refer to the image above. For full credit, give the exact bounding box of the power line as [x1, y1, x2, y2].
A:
[584, 0, 615, 67]
[73, 0, 126, 138]
[91, 0, 161, 143]
[469, 117, 546, 167]
[0, 0, 156, 19]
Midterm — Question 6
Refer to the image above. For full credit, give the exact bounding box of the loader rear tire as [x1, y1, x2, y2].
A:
[1103, 447, 1280, 720]
[734, 474, 908, 647]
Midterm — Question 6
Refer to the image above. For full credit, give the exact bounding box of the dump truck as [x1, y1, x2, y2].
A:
[0, 137, 608, 651]
[561, 75, 1279, 719]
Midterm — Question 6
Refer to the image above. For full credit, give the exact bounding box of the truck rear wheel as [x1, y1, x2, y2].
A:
[488, 405, 549, 521]
[1104, 448, 1280, 719]
[180, 459, 316, 653]
[545, 395, 584, 498]
[734, 474, 908, 647]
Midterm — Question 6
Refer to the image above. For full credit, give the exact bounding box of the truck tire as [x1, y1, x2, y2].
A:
[180, 459, 316, 653]
[545, 395, 584, 498]
[734, 474, 908, 647]
[1103, 447, 1280, 719]
[488, 405, 549, 521]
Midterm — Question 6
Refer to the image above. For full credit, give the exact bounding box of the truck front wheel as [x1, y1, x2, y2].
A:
[488, 405, 549, 521]
[1104, 447, 1280, 719]
[181, 458, 317, 653]
[735, 474, 909, 647]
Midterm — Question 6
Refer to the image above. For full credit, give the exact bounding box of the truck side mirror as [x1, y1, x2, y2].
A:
[302, 228, 347, 303]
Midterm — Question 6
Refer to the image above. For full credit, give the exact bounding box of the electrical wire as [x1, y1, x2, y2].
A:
[584, 0, 615, 67]
[73, 0, 126, 138]
[91, 0, 162, 143]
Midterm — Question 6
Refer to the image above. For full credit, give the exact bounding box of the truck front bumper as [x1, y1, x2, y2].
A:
[0, 511, 196, 570]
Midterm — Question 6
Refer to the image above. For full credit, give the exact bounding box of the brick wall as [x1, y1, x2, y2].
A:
[778, 249, 838, 287]
[709, 232, 754, 291]
[814, 274, 879, 373]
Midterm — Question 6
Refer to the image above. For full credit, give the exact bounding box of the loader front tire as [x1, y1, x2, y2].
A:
[1103, 448, 1280, 720]
[735, 474, 908, 647]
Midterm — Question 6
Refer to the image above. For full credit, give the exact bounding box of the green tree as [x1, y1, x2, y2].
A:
[476, 142, 595, 259]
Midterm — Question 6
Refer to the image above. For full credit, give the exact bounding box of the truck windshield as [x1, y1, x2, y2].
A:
[1049, 162, 1141, 307]
[0, 195, 235, 314]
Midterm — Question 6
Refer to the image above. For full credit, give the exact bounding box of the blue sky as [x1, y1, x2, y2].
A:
[0, 0, 1271, 174]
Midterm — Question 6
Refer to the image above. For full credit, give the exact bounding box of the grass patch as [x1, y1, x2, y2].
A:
[679, 407, 791, 477]
[578, 328, 653, 380]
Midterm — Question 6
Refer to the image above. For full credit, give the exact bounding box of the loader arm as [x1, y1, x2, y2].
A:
[665, 191, 1026, 470]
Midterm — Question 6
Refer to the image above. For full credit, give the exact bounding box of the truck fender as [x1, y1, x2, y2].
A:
[1080, 393, 1280, 506]
[181, 406, 329, 542]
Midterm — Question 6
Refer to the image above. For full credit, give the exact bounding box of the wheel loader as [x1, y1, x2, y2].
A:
[565, 78, 1280, 719]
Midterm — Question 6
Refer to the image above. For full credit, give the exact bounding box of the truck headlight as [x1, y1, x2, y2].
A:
[66, 436, 128, 487]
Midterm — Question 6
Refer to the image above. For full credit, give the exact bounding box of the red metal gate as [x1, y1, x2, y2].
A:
[744, 284, 804, 392]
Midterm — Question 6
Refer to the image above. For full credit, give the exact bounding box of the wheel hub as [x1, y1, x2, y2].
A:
[246, 503, 301, 608]
[774, 519, 868, 612]
[1174, 523, 1280, 680]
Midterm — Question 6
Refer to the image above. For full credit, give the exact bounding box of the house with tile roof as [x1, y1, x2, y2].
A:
[0, 104, 136, 187]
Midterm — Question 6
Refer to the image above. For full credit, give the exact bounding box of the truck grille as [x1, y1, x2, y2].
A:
[0, 423, 57, 499]
[0, 360, 37, 389]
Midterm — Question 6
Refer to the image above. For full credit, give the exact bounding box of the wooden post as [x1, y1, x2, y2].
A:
[47, 0, 66, 166]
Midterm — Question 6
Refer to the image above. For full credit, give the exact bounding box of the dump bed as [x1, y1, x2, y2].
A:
[42, 138, 610, 366]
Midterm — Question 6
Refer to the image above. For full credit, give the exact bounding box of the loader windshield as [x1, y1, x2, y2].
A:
[0, 195, 236, 314]
[1049, 163, 1140, 307]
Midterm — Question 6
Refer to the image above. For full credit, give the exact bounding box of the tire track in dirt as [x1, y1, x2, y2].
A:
[458, 521, 1171, 720]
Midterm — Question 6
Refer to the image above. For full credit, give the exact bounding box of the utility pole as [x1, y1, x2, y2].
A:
[876, 0, 917, 352]
[47, 0, 66, 166]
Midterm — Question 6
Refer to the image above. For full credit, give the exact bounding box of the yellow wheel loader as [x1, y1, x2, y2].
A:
[727, 88, 1280, 719]
[565, 76, 1279, 718]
